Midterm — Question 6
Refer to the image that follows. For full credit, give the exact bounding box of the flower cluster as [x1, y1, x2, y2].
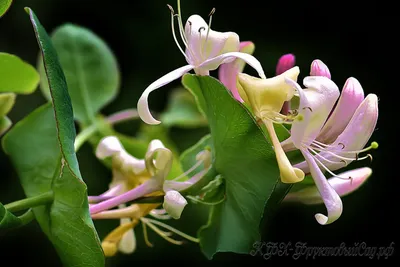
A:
[93, 0, 379, 257]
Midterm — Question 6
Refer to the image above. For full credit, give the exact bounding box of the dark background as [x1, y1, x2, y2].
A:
[0, 0, 397, 266]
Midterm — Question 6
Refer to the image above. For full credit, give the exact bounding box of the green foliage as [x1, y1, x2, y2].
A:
[182, 74, 291, 259]
[38, 24, 120, 124]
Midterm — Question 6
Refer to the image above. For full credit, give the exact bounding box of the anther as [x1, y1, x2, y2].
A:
[209, 7, 216, 16]
[198, 26, 205, 33]
[338, 143, 345, 149]
[167, 4, 175, 14]
[303, 106, 313, 112]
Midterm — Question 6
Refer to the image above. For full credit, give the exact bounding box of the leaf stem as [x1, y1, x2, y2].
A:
[4, 191, 54, 213]
[74, 109, 139, 152]
[18, 209, 36, 226]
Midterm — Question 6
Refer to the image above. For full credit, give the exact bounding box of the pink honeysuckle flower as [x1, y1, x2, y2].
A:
[283, 76, 378, 225]
[137, 0, 266, 125]
[293, 94, 379, 173]
[218, 41, 255, 102]
[284, 167, 372, 204]
[282, 60, 366, 151]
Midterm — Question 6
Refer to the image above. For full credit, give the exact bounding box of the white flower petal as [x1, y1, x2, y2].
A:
[137, 65, 194, 125]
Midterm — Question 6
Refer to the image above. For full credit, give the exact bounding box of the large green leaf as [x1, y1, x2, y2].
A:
[160, 87, 208, 128]
[182, 74, 291, 259]
[2, 8, 105, 266]
[0, 53, 40, 94]
[38, 24, 120, 124]
[0, 0, 12, 18]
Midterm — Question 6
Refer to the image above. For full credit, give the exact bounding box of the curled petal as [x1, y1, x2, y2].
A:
[285, 167, 372, 204]
[301, 149, 343, 225]
[317, 77, 365, 144]
[96, 136, 124, 159]
[145, 139, 173, 184]
[137, 65, 194, 125]
[276, 54, 296, 75]
[163, 190, 188, 219]
[310, 59, 331, 79]
[199, 52, 266, 79]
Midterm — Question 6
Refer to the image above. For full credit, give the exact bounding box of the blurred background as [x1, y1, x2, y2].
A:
[0, 0, 396, 265]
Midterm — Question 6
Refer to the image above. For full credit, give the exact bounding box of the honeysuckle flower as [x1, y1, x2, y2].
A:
[218, 41, 255, 102]
[90, 136, 209, 255]
[89, 138, 173, 215]
[236, 67, 305, 184]
[137, 0, 266, 125]
[282, 60, 365, 150]
[284, 167, 372, 205]
[283, 75, 378, 225]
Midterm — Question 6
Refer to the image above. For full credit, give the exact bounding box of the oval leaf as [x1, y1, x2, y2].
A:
[0, 92, 15, 117]
[0, 53, 40, 94]
[0, 0, 12, 18]
[182, 74, 292, 259]
[38, 24, 120, 124]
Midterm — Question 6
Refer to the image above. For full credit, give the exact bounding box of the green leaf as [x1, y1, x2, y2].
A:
[3, 105, 104, 266]
[182, 74, 291, 259]
[160, 87, 208, 128]
[0, 92, 15, 117]
[0, 0, 12, 18]
[38, 24, 120, 124]
[0, 53, 40, 94]
[2, 8, 104, 266]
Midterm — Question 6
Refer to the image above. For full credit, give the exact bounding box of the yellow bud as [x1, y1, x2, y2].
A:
[237, 67, 300, 119]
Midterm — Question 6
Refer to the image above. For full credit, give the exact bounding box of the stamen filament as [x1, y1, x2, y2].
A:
[142, 221, 154, 247]
[149, 211, 172, 220]
[172, 158, 204, 181]
[141, 217, 199, 243]
[168, 6, 188, 59]
[309, 150, 353, 180]
[308, 146, 345, 165]
[141, 218, 184, 245]
[310, 146, 372, 162]
[202, 8, 215, 59]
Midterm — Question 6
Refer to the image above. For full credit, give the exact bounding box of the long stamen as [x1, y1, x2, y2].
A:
[141, 218, 184, 245]
[167, 5, 188, 59]
[308, 146, 346, 165]
[172, 158, 204, 181]
[310, 146, 372, 162]
[176, 0, 196, 60]
[309, 150, 354, 181]
[141, 217, 199, 243]
[149, 210, 172, 220]
[142, 221, 154, 247]
[201, 8, 215, 59]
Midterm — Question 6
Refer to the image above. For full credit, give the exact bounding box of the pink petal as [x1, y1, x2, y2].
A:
[310, 59, 331, 79]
